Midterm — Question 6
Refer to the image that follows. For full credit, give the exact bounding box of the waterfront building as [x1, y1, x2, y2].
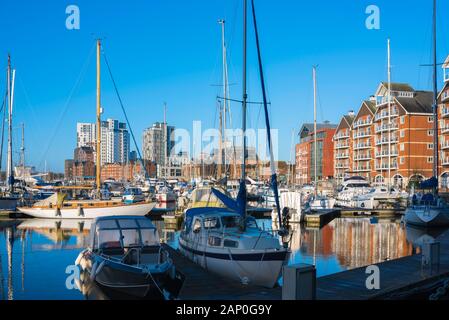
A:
[295, 122, 337, 185]
[100, 160, 157, 182]
[438, 55, 449, 190]
[334, 112, 355, 182]
[372, 83, 433, 187]
[76, 123, 96, 149]
[142, 122, 175, 172]
[352, 100, 377, 182]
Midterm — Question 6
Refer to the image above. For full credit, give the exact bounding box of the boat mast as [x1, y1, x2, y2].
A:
[7, 55, 15, 193]
[21, 123, 25, 177]
[432, 0, 439, 196]
[164, 103, 168, 181]
[241, 0, 248, 223]
[96, 40, 102, 193]
[313, 66, 318, 197]
[387, 38, 391, 190]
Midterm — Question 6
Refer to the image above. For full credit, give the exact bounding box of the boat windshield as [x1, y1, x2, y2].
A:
[92, 218, 159, 251]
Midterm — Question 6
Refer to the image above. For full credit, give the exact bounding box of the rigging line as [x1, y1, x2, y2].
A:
[0, 90, 6, 173]
[217, 96, 271, 105]
[250, 0, 283, 231]
[38, 42, 96, 169]
[101, 50, 148, 178]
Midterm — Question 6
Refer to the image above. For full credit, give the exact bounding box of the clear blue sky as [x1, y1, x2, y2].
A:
[1, 0, 448, 172]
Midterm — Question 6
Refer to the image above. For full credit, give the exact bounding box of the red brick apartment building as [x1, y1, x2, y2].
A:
[438, 56, 449, 190]
[333, 82, 435, 188]
[295, 123, 337, 185]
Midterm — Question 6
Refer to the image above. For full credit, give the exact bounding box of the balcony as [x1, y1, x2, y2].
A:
[334, 132, 350, 140]
[376, 137, 399, 146]
[335, 153, 349, 159]
[442, 107, 449, 118]
[442, 141, 449, 150]
[353, 166, 371, 172]
[375, 150, 399, 158]
[442, 157, 449, 166]
[335, 143, 350, 149]
[353, 131, 371, 139]
[335, 163, 349, 169]
[442, 125, 449, 134]
[354, 154, 371, 161]
[375, 123, 399, 133]
[375, 163, 398, 170]
[375, 110, 399, 121]
[353, 120, 371, 128]
[353, 143, 371, 150]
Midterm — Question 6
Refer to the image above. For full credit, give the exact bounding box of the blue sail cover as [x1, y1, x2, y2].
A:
[419, 177, 438, 189]
[211, 180, 246, 217]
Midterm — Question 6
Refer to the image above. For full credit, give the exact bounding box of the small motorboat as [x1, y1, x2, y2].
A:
[122, 187, 146, 204]
[75, 216, 184, 299]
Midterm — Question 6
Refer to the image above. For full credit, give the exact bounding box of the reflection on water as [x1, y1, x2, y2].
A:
[0, 216, 447, 299]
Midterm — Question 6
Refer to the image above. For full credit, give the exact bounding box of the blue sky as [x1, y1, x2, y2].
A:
[1, 0, 448, 172]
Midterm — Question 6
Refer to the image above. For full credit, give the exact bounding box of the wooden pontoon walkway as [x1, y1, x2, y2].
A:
[164, 226, 449, 300]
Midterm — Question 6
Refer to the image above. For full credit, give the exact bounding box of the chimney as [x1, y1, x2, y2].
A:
[348, 110, 355, 117]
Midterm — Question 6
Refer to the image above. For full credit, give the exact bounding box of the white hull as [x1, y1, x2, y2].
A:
[404, 206, 449, 228]
[156, 193, 177, 203]
[18, 202, 155, 219]
[178, 237, 286, 288]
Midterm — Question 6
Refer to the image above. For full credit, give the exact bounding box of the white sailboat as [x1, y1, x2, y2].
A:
[307, 66, 335, 211]
[404, 0, 449, 228]
[17, 40, 155, 219]
[179, 1, 290, 288]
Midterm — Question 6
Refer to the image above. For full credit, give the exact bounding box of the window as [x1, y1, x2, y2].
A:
[428, 130, 434, 136]
[193, 219, 202, 233]
[400, 157, 405, 165]
[400, 130, 405, 138]
[204, 217, 221, 229]
[428, 157, 434, 163]
[428, 116, 434, 123]
[400, 116, 405, 124]
[208, 236, 222, 247]
[400, 144, 405, 151]
[428, 143, 434, 150]
[223, 239, 239, 248]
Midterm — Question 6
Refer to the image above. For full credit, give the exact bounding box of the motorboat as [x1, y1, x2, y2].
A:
[156, 187, 177, 203]
[122, 187, 146, 204]
[306, 195, 336, 211]
[354, 186, 408, 209]
[75, 216, 184, 299]
[336, 176, 371, 207]
[179, 207, 289, 288]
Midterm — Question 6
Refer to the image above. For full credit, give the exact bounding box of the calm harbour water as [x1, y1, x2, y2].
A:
[0, 215, 441, 300]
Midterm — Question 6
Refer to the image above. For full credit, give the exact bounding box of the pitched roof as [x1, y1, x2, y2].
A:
[343, 114, 355, 125]
[380, 82, 415, 92]
[364, 100, 377, 114]
[396, 91, 433, 114]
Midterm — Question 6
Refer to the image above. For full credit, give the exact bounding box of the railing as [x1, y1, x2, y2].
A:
[442, 125, 449, 134]
[335, 144, 350, 149]
[353, 120, 371, 128]
[335, 163, 349, 169]
[375, 123, 399, 133]
[353, 131, 371, 139]
[375, 110, 399, 121]
[353, 166, 370, 172]
[376, 137, 399, 145]
[353, 143, 371, 150]
[375, 150, 399, 157]
[354, 154, 371, 161]
[375, 163, 398, 170]
[442, 142, 449, 150]
[442, 158, 449, 166]
[334, 132, 350, 140]
[441, 107, 449, 118]
[335, 153, 349, 159]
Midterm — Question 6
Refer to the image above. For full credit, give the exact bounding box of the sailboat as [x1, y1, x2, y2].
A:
[17, 40, 155, 219]
[0, 55, 21, 212]
[404, 0, 449, 228]
[306, 67, 336, 211]
[179, 0, 290, 288]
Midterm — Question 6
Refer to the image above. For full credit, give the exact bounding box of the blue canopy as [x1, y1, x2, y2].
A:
[419, 177, 438, 189]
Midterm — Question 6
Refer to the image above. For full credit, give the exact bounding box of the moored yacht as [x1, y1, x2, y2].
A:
[335, 176, 371, 207]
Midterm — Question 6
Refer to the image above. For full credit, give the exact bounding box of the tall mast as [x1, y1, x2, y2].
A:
[21, 123, 25, 175]
[164, 103, 167, 180]
[219, 19, 230, 178]
[313, 66, 318, 197]
[432, 0, 439, 195]
[7, 55, 15, 193]
[96, 40, 102, 192]
[387, 39, 393, 192]
[242, 0, 248, 183]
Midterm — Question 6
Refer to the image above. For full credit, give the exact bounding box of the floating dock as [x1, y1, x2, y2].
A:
[304, 209, 340, 228]
[164, 227, 449, 300]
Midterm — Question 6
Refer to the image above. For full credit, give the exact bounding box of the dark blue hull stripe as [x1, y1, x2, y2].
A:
[179, 242, 288, 261]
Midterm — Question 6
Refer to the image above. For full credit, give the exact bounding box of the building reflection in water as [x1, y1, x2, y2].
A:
[287, 218, 416, 273]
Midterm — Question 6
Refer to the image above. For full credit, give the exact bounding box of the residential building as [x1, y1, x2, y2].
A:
[77, 123, 96, 148]
[334, 112, 355, 182]
[142, 122, 175, 168]
[438, 55, 449, 189]
[352, 100, 376, 181]
[295, 122, 337, 185]
[372, 83, 433, 187]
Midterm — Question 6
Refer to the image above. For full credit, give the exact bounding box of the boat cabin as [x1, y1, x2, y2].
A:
[90, 216, 162, 264]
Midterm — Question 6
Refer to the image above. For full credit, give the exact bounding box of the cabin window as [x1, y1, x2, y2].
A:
[96, 229, 121, 249]
[221, 216, 242, 229]
[223, 239, 239, 248]
[208, 236, 222, 247]
[193, 219, 202, 233]
[121, 229, 140, 248]
[118, 219, 138, 229]
[140, 229, 159, 247]
[204, 217, 221, 229]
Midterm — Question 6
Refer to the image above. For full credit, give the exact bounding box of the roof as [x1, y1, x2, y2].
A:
[381, 82, 415, 92]
[299, 123, 338, 137]
[343, 115, 355, 125]
[443, 55, 449, 68]
[396, 91, 433, 114]
[364, 100, 377, 114]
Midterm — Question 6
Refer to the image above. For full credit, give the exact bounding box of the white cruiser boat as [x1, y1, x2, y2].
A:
[354, 186, 408, 209]
[179, 208, 289, 288]
[404, 196, 449, 228]
[336, 176, 371, 207]
[122, 187, 146, 204]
